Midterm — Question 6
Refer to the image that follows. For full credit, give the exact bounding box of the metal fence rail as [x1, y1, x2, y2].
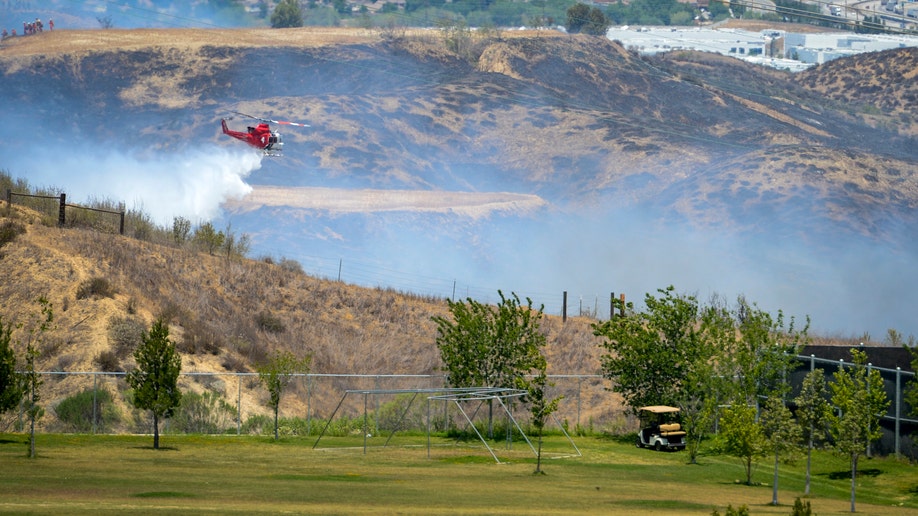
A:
[6, 354, 917, 457]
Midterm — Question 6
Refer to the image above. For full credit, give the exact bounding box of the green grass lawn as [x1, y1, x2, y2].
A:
[1, 432, 916, 515]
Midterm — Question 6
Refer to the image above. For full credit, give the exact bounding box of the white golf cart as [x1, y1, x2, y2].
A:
[636, 405, 686, 451]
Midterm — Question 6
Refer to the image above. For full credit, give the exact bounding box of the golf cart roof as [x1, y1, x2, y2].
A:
[638, 405, 681, 414]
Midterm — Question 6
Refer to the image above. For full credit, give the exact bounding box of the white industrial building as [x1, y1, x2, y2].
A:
[606, 25, 918, 71]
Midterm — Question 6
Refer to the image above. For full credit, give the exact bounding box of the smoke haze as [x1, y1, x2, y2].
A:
[10, 146, 261, 225]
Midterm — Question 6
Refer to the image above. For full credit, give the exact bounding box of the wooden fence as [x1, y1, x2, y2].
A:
[5, 189, 125, 234]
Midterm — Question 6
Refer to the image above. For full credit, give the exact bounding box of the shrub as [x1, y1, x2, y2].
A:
[278, 257, 304, 274]
[170, 391, 237, 434]
[54, 388, 119, 433]
[95, 350, 121, 372]
[107, 316, 145, 358]
[241, 414, 272, 435]
[791, 498, 813, 516]
[376, 393, 427, 432]
[177, 317, 223, 355]
[76, 277, 115, 300]
[711, 505, 749, 516]
[255, 312, 286, 334]
[0, 220, 26, 249]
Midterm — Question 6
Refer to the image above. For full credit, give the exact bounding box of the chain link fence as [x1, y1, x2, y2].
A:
[5, 355, 916, 458]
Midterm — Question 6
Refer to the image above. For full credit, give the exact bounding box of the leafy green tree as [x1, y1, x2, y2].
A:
[719, 404, 765, 485]
[681, 299, 737, 464]
[593, 286, 701, 412]
[433, 291, 546, 390]
[565, 3, 590, 33]
[583, 6, 610, 35]
[172, 216, 191, 245]
[904, 345, 918, 422]
[0, 316, 23, 416]
[829, 348, 890, 513]
[127, 319, 182, 450]
[760, 396, 801, 506]
[723, 298, 807, 407]
[433, 291, 546, 438]
[794, 368, 831, 496]
[193, 221, 225, 255]
[271, 0, 303, 28]
[258, 350, 311, 440]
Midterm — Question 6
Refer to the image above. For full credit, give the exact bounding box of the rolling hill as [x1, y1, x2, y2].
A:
[1, 27, 917, 430]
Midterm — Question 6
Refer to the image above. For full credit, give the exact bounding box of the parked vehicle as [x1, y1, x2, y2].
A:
[636, 405, 686, 451]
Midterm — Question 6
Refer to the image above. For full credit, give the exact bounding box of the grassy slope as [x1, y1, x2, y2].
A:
[0, 205, 612, 430]
[1, 433, 916, 515]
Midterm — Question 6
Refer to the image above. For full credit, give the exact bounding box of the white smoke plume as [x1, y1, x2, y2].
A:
[10, 146, 261, 226]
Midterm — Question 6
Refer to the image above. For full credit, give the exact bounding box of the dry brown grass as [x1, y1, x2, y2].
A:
[0, 202, 613, 432]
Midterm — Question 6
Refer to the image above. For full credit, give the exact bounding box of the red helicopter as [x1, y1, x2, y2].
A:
[221, 111, 309, 155]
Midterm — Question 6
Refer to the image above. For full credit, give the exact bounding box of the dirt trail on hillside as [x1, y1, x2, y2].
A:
[225, 186, 549, 218]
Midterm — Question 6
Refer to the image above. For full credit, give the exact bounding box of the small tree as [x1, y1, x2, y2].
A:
[726, 299, 807, 408]
[258, 350, 311, 440]
[719, 404, 765, 485]
[193, 221, 225, 255]
[518, 352, 562, 474]
[794, 368, 831, 496]
[19, 298, 53, 458]
[829, 348, 889, 513]
[127, 319, 182, 450]
[759, 396, 801, 506]
[271, 0, 303, 28]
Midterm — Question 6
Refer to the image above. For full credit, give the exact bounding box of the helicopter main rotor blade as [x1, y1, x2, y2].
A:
[230, 111, 310, 128]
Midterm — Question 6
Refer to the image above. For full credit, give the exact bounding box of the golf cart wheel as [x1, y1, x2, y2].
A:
[654, 441, 663, 451]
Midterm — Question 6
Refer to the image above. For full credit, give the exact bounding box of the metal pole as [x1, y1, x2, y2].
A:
[237, 374, 242, 436]
[867, 362, 873, 458]
[363, 392, 369, 454]
[92, 373, 98, 435]
[895, 367, 901, 457]
[427, 398, 431, 459]
[306, 374, 312, 436]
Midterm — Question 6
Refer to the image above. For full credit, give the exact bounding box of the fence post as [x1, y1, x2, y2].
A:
[562, 291, 567, 322]
[119, 206, 125, 235]
[5, 188, 11, 216]
[58, 193, 66, 226]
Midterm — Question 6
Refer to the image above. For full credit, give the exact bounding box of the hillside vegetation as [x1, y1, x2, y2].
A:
[0, 201, 608, 432]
